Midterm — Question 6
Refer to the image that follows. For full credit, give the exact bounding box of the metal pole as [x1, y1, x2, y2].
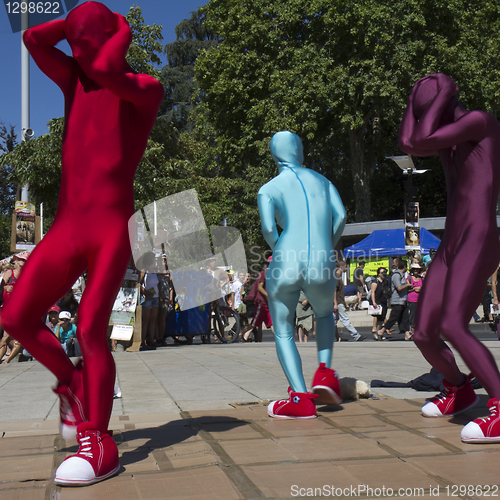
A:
[21, 9, 30, 203]
[154, 200, 157, 236]
[40, 202, 44, 239]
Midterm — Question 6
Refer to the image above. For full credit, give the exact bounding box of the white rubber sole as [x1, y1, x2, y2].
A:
[267, 402, 317, 419]
[267, 412, 317, 419]
[461, 436, 500, 443]
[312, 385, 342, 406]
[461, 419, 500, 443]
[421, 395, 479, 418]
[54, 465, 120, 486]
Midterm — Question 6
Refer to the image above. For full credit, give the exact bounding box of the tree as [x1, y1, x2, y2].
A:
[194, 0, 500, 222]
[0, 121, 17, 214]
[0, 118, 64, 225]
[125, 5, 164, 80]
[0, 121, 18, 257]
[159, 7, 218, 133]
[146, 6, 220, 208]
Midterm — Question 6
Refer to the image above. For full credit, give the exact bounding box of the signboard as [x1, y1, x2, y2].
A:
[110, 287, 139, 325]
[349, 257, 390, 282]
[110, 324, 134, 341]
[11, 202, 41, 252]
[405, 227, 420, 250]
[405, 201, 420, 251]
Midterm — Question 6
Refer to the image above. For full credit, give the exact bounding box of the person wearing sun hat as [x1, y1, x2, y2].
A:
[45, 305, 61, 334]
[54, 311, 81, 357]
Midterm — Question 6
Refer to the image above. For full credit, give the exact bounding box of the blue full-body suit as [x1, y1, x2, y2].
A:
[258, 131, 346, 393]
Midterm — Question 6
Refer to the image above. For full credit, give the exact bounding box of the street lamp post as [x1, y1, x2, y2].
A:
[220, 218, 228, 267]
[21, 9, 32, 203]
[387, 155, 428, 206]
[387, 155, 429, 254]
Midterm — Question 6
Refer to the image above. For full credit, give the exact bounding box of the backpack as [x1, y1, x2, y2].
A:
[379, 278, 391, 300]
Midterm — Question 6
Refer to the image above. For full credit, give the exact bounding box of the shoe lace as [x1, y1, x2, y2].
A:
[77, 435, 94, 459]
[433, 387, 450, 403]
[478, 404, 498, 424]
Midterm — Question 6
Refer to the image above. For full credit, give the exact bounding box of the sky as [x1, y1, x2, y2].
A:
[0, 0, 208, 141]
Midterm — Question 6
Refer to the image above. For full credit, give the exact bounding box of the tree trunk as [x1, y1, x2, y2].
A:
[348, 128, 371, 222]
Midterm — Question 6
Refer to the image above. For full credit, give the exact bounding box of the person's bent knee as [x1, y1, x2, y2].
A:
[439, 318, 468, 343]
[273, 325, 294, 342]
[413, 325, 439, 349]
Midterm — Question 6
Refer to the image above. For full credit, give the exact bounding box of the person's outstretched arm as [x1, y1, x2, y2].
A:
[329, 183, 346, 249]
[258, 188, 279, 250]
[23, 20, 73, 93]
[82, 14, 164, 107]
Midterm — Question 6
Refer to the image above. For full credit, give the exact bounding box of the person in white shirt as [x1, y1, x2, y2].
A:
[231, 271, 245, 311]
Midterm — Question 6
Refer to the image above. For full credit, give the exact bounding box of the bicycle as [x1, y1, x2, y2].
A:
[201, 300, 241, 344]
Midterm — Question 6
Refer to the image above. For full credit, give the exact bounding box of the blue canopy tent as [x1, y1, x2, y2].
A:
[344, 228, 441, 259]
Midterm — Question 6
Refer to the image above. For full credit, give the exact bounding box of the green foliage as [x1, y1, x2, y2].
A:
[2, 118, 64, 219]
[125, 5, 164, 80]
[4, 1, 499, 262]
[194, 0, 500, 222]
[0, 214, 12, 258]
[0, 121, 18, 215]
[160, 7, 219, 133]
[0, 122, 18, 257]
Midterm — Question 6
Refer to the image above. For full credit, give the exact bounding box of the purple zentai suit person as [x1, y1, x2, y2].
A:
[399, 73, 500, 443]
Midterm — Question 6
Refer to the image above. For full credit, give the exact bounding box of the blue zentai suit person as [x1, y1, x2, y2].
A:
[258, 131, 346, 419]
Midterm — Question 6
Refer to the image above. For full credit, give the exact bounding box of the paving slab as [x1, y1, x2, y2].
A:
[0, 341, 499, 498]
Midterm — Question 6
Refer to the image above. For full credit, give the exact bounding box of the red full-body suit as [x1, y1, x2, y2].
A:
[1, 2, 164, 433]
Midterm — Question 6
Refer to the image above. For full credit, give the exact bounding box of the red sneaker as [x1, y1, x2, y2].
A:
[421, 374, 479, 417]
[267, 391, 318, 419]
[52, 361, 87, 445]
[461, 398, 500, 443]
[54, 423, 119, 486]
[311, 363, 342, 405]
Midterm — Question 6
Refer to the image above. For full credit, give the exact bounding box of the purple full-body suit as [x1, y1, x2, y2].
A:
[399, 73, 500, 398]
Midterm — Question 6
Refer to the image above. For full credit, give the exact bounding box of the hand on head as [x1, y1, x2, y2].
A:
[411, 73, 458, 120]
[65, 1, 118, 67]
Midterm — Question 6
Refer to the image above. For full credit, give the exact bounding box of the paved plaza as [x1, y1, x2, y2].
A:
[0, 338, 499, 499]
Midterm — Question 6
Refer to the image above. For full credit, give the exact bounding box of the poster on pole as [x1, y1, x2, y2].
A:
[11, 202, 41, 252]
[405, 202, 420, 251]
[405, 227, 421, 250]
[110, 287, 139, 325]
[405, 201, 419, 227]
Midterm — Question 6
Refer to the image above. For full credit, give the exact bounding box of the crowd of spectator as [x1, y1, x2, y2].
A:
[1, 245, 495, 358]
[0, 252, 86, 363]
